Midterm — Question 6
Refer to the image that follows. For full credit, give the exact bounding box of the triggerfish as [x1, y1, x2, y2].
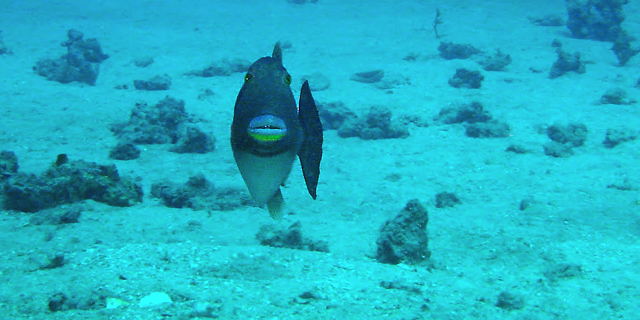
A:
[231, 43, 323, 220]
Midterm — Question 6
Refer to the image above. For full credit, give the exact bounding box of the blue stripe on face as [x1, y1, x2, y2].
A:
[248, 115, 287, 142]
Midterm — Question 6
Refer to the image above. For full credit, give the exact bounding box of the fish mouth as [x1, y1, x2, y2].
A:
[248, 115, 287, 142]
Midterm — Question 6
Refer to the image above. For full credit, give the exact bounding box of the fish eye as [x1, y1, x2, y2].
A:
[284, 75, 292, 85]
[244, 73, 254, 82]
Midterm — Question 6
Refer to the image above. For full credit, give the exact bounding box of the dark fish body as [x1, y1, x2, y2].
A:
[231, 43, 323, 219]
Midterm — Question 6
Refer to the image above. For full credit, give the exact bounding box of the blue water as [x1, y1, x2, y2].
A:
[0, 0, 639, 319]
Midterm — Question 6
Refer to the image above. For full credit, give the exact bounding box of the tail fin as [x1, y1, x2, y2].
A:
[267, 188, 285, 220]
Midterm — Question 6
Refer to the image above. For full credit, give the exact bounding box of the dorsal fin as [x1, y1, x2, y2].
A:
[272, 42, 283, 64]
[298, 81, 323, 199]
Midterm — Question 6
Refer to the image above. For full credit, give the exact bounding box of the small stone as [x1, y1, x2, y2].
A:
[133, 74, 171, 91]
[106, 297, 129, 309]
[139, 292, 172, 308]
[477, 50, 512, 71]
[465, 120, 510, 138]
[133, 57, 154, 68]
[435, 192, 461, 208]
[448, 68, 484, 89]
[278, 39, 293, 49]
[505, 144, 530, 154]
[192, 300, 222, 318]
[603, 127, 637, 148]
[48, 293, 68, 312]
[109, 142, 141, 160]
[438, 42, 481, 60]
[543, 141, 574, 158]
[546, 123, 588, 147]
[496, 291, 525, 310]
[529, 14, 564, 27]
[549, 47, 585, 79]
[519, 197, 535, 211]
[351, 69, 384, 83]
[376, 199, 430, 265]
[301, 72, 330, 91]
[599, 88, 635, 105]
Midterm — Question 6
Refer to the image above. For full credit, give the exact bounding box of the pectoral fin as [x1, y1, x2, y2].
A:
[297, 80, 323, 199]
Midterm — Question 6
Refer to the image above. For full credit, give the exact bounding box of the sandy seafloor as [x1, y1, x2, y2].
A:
[1, 0, 640, 319]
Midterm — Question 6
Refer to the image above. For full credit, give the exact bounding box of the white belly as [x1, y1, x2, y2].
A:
[234, 151, 296, 206]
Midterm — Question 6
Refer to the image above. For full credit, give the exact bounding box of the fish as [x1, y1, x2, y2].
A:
[231, 43, 323, 220]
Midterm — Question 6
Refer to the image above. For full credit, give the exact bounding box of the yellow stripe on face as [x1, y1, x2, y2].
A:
[249, 129, 286, 142]
[248, 115, 287, 142]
